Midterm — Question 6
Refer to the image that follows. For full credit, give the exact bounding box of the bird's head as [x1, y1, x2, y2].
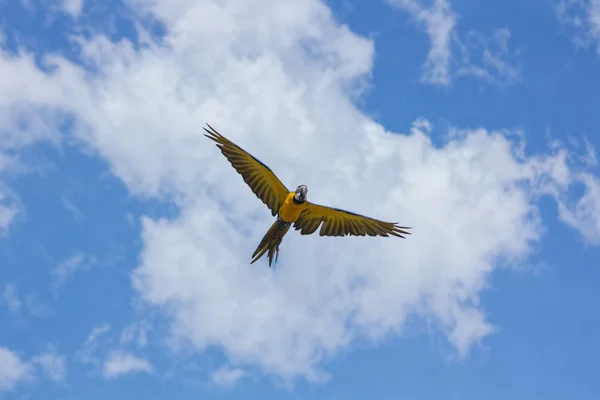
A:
[294, 185, 308, 202]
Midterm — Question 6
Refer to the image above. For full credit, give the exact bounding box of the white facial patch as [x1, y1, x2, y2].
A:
[295, 185, 307, 201]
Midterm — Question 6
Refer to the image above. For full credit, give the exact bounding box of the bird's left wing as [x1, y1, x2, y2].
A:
[204, 124, 290, 217]
[293, 202, 411, 238]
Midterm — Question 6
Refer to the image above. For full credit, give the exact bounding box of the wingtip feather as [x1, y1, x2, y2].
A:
[204, 123, 221, 137]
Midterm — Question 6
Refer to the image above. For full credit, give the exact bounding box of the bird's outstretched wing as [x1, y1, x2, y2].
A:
[204, 123, 289, 216]
[293, 202, 411, 238]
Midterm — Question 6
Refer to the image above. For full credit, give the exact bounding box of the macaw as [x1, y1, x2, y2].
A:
[204, 123, 411, 267]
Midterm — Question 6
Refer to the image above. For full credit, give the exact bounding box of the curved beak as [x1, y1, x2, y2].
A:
[295, 185, 307, 201]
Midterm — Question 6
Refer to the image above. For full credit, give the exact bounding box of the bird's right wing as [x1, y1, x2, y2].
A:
[204, 124, 290, 216]
[293, 202, 411, 238]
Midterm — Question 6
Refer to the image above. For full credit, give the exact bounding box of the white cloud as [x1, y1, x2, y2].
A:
[0, 347, 31, 392]
[52, 252, 97, 289]
[211, 365, 246, 387]
[0, 346, 68, 393]
[102, 351, 153, 379]
[557, 0, 600, 52]
[24, 293, 54, 318]
[17, 0, 84, 18]
[61, 0, 84, 18]
[76, 323, 111, 365]
[455, 28, 521, 85]
[0, 190, 19, 234]
[77, 323, 153, 378]
[0, 0, 598, 385]
[0, 39, 65, 235]
[388, 0, 520, 86]
[2, 284, 56, 319]
[119, 321, 150, 348]
[0, 158, 21, 234]
[31, 349, 67, 382]
[2, 284, 22, 313]
[389, 0, 457, 85]
[86, 323, 111, 344]
[558, 173, 600, 243]
[61, 195, 83, 222]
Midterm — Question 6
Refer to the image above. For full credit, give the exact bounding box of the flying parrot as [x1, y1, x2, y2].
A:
[204, 123, 411, 267]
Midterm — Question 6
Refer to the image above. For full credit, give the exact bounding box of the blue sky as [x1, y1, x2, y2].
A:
[1, 0, 600, 399]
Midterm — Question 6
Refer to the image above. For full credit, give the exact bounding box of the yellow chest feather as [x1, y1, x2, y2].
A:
[278, 192, 305, 223]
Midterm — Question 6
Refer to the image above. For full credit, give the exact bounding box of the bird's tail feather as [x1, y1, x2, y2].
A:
[251, 220, 290, 267]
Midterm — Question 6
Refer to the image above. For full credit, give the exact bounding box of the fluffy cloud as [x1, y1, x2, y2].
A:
[388, 0, 520, 85]
[0, 0, 598, 385]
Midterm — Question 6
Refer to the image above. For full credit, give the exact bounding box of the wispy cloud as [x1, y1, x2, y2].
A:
[0, 345, 68, 393]
[0, 200, 18, 234]
[17, 0, 84, 18]
[52, 252, 97, 289]
[0, 184, 19, 235]
[388, 0, 520, 86]
[389, 0, 457, 85]
[61, 195, 83, 222]
[455, 28, 521, 85]
[76, 322, 155, 379]
[557, 0, 600, 52]
[0, 61, 63, 236]
[2, 284, 55, 319]
[31, 348, 67, 383]
[61, 0, 84, 18]
[86, 324, 111, 344]
[102, 351, 153, 379]
[0, 347, 31, 392]
[126, 212, 136, 228]
[119, 321, 150, 349]
[557, 173, 600, 244]
[76, 323, 111, 366]
[211, 366, 246, 387]
[2, 284, 22, 314]
[24, 293, 54, 318]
